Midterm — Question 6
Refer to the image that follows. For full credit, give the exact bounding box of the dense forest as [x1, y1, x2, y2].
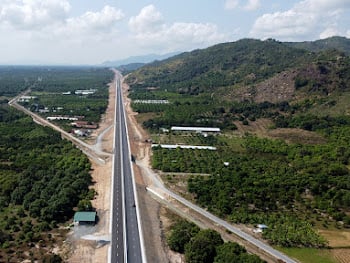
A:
[0, 103, 94, 261]
[127, 37, 350, 252]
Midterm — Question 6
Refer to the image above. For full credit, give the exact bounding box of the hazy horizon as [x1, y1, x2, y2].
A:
[0, 0, 349, 65]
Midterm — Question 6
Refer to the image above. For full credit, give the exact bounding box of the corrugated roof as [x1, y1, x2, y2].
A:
[152, 144, 217, 150]
[171, 126, 221, 132]
[74, 211, 96, 222]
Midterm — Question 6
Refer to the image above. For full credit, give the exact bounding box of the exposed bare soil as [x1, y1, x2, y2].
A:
[227, 70, 298, 103]
[319, 230, 350, 248]
[331, 249, 350, 263]
[233, 118, 326, 144]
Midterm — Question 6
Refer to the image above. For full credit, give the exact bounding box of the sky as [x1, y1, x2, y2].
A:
[0, 0, 349, 65]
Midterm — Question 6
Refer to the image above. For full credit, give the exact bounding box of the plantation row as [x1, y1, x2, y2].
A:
[152, 125, 350, 247]
[0, 104, 93, 261]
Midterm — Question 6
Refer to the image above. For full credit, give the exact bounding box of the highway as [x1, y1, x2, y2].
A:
[110, 73, 144, 263]
[9, 71, 294, 263]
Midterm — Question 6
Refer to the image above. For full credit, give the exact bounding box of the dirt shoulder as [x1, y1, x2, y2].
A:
[66, 78, 116, 263]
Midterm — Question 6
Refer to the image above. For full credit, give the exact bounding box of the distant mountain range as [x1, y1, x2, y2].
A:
[100, 51, 181, 68]
[285, 36, 350, 55]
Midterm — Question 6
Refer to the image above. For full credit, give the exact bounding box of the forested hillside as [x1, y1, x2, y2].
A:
[127, 37, 350, 259]
[127, 38, 315, 93]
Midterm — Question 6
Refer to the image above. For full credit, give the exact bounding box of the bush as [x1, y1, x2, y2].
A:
[167, 220, 199, 253]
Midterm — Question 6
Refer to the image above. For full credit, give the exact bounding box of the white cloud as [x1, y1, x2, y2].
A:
[225, 0, 260, 11]
[244, 0, 261, 11]
[225, 0, 239, 10]
[0, 3, 126, 64]
[129, 5, 164, 33]
[295, 0, 350, 13]
[320, 27, 341, 39]
[129, 5, 228, 52]
[65, 5, 124, 33]
[250, 0, 350, 40]
[0, 0, 70, 29]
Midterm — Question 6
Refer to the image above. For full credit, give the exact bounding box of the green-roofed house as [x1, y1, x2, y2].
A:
[73, 211, 97, 225]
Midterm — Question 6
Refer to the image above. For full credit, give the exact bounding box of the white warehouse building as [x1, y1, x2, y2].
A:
[170, 126, 221, 134]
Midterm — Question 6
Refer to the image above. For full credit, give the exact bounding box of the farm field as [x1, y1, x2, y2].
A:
[278, 247, 337, 263]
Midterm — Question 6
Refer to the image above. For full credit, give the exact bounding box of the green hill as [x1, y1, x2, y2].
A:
[127, 39, 314, 93]
[285, 36, 350, 55]
[126, 38, 350, 129]
[127, 38, 350, 99]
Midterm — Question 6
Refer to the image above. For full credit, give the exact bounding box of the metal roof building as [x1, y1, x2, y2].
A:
[73, 211, 96, 224]
[170, 126, 221, 133]
[152, 144, 217, 150]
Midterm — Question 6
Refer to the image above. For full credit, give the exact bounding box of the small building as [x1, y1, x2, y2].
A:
[133, 99, 169, 104]
[73, 211, 96, 225]
[75, 89, 97, 95]
[47, 116, 78, 121]
[71, 121, 98, 129]
[18, 96, 37, 102]
[257, 224, 268, 229]
[253, 224, 268, 233]
[73, 129, 89, 137]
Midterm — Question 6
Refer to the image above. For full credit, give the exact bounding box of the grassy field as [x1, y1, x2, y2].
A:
[277, 247, 337, 263]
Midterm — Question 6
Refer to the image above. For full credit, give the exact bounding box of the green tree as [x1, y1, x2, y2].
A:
[214, 242, 265, 263]
[185, 229, 223, 263]
[77, 199, 93, 211]
[167, 220, 200, 253]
